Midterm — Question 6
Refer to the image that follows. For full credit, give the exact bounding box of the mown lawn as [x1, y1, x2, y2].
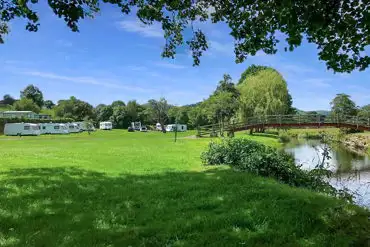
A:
[0, 130, 369, 247]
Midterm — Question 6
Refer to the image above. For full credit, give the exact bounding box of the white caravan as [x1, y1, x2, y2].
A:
[156, 123, 162, 131]
[100, 121, 113, 130]
[165, 124, 187, 132]
[40, 123, 69, 134]
[4, 123, 41, 136]
[67, 123, 81, 133]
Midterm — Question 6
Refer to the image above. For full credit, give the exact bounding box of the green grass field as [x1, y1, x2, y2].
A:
[0, 131, 369, 247]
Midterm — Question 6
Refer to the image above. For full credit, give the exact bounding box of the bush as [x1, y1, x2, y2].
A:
[201, 138, 345, 198]
[278, 132, 291, 143]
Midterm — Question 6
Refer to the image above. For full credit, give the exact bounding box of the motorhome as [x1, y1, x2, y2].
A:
[40, 123, 69, 134]
[165, 124, 187, 132]
[4, 123, 41, 136]
[100, 121, 113, 130]
[67, 123, 81, 133]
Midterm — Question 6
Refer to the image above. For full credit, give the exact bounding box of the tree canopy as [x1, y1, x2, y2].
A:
[238, 68, 291, 119]
[358, 104, 370, 119]
[20, 84, 44, 108]
[2, 94, 16, 105]
[54, 96, 94, 120]
[330, 94, 358, 117]
[43, 100, 55, 109]
[13, 98, 40, 113]
[1, 1, 369, 72]
[238, 65, 269, 85]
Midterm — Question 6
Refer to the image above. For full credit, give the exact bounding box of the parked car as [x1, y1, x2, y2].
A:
[140, 126, 148, 132]
[128, 127, 135, 132]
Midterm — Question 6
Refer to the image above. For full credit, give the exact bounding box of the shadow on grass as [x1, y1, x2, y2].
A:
[0, 167, 369, 247]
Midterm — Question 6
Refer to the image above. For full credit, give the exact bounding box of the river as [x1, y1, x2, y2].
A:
[284, 139, 370, 208]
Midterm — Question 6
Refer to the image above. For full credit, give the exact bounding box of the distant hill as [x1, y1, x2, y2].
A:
[295, 109, 330, 115]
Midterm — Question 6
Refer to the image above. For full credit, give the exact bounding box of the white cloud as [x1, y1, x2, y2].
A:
[117, 20, 163, 38]
[302, 78, 332, 88]
[154, 61, 186, 69]
[23, 70, 152, 93]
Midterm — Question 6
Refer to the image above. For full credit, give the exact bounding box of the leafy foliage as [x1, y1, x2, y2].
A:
[13, 98, 40, 113]
[109, 105, 126, 129]
[94, 104, 113, 123]
[214, 74, 239, 99]
[1, 1, 369, 72]
[147, 98, 170, 131]
[43, 100, 55, 109]
[20, 84, 44, 108]
[238, 68, 291, 119]
[54, 96, 94, 121]
[2, 94, 16, 105]
[330, 93, 358, 118]
[238, 65, 269, 85]
[201, 138, 346, 198]
[358, 104, 370, 119]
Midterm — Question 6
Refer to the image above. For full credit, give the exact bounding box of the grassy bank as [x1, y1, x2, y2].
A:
[0, 131, 369, 246]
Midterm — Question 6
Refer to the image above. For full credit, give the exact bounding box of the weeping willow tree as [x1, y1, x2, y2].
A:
[238, 68, 291, 121]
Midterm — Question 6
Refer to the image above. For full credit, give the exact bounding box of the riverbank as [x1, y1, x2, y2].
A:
[263, 128, 370, 155]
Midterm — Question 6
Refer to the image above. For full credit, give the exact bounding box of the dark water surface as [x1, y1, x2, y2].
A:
[284, 139, 370, 208]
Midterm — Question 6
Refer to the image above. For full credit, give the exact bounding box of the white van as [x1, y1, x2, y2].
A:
[100, 121, 113, 130]
[67, 123, 81, 133]
[165, 124, 187, 132]
[4, 123, 41, 136]
[40, 123, 69, 134]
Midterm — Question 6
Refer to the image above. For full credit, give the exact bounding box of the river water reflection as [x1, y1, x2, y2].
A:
[284, 139, 370, 207]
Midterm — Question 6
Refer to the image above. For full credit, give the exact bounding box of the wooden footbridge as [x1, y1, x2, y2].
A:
[197, 114, 370, 137]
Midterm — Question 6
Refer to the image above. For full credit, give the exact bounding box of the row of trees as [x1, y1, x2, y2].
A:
[330, 94, 370, 119]
[4, 65, 367, 130]
[0, 65, 296, 129]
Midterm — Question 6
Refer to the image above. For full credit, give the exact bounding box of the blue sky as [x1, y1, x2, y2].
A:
[1, 3, 369, 111]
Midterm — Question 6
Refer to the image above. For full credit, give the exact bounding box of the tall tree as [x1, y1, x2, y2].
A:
[203, 92, 238, 125]
[2, 94, 16, 105]
[54, 96, 94, 120]
[43, 100, 55, 109]
[238, 65, 269, 85]
[1, 1, 369, 72]
[238, 68, 291, 120]
[110, 105, 127, 129]
[13, 98, 40, 113]
[126, 100, 142, 123]
[214, 74, 239, 99]
[95, 104, 113, 123]
[330, 94, 357, 118]
[111, 100, 125, 108]
[358, 105, 370, 119]
[188, 106, 209, 128]
[168, 106, 190, 124]
[20, 84, 44, 108]
[147, 98, 170, 132]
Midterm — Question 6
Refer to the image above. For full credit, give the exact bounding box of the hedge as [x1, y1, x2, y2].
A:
[0, 118, 74, 134]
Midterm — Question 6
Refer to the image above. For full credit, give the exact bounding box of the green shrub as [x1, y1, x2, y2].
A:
[201, 138, 347, 199]
[278, 132, 291, 143]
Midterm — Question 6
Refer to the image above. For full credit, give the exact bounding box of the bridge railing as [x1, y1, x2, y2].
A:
[197, 114, 370, 137]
